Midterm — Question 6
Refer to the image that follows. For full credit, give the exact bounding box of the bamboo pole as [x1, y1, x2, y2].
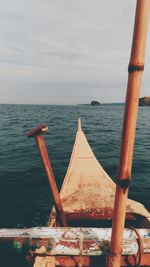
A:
[108, 1, 150, 267]
[27, 125, 67, 227]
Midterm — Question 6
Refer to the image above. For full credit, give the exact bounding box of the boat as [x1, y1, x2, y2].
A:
[0, 118, 149, 266]
[27, 2, 150, 265]
[0, 1, 150, 266]
[32, 119, 150, 267]
[49, 118, 150, 229]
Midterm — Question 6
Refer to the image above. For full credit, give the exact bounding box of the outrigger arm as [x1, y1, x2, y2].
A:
[27, 125, 67, 227]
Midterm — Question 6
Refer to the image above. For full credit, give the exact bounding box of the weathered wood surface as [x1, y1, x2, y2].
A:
[0, 227, 149, 256]
[49, 118, 150, 227]
[33, 255, 150, 267]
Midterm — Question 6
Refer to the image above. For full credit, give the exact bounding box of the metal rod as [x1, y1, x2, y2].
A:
[108, 1, 150, 267]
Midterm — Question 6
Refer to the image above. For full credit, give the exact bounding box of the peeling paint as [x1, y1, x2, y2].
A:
[0, 227, 149, 256]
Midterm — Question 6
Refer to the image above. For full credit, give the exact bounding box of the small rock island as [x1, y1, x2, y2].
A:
[91, 100, 100, 106]
[139, 96, 150, 106]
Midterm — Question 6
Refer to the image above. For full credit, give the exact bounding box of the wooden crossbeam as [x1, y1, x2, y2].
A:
[0, 227, 149, 256]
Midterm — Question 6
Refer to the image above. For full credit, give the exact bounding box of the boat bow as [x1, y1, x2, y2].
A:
[50, 119, 150, 224]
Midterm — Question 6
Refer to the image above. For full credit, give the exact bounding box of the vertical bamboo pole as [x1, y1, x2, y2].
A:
[108, 1, 150, 267]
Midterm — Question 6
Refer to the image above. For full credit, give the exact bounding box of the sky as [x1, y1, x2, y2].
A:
[0, 0, 150, 105]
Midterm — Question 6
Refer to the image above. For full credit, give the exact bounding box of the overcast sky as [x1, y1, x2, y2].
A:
[0, 0, 150, 104]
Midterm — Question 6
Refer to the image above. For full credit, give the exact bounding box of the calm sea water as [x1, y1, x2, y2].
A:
[0, 104, 150, 228]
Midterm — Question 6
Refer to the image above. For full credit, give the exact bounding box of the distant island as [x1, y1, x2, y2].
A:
[91, 100, 100, 106]
[78, 102, 124, 106]
[139, 96, 150, 106]
[79, 97, 150, 107]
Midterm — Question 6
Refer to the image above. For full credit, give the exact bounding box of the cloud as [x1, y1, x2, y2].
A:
[0, 0, 149, 104]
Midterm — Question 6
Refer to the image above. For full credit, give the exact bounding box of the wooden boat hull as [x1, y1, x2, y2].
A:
[49, 119, 150, 228]
[33, 120, 150, 266]
[0, 120, 149, 266]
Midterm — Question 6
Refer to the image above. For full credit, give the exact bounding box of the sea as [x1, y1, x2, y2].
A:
[0, 103, 150, 229]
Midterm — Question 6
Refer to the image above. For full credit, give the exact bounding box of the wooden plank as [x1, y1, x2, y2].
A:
[66, 211, 137, 220]
[38, 255, 150, 267]
[0, 227, 149, 256]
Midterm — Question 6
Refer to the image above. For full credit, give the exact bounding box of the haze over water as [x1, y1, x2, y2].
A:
[0, 103, 150, 228]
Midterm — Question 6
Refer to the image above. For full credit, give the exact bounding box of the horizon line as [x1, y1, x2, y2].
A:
[0, 101, 125, 106]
